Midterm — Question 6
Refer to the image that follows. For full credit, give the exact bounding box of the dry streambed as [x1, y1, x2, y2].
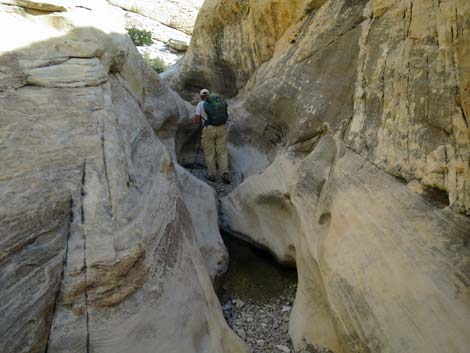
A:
[189, 168, 333, 353]
[216, 233, 332, 353]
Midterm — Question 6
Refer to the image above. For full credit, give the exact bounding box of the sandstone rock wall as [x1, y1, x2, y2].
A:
[182, 0, 469, 213]
[222, 136, 470, 353]
[108, 0, 204, 35]
[105, 0, 200, 67]
[174, 0, 328, 97]
[0, 2, 246, 353]
[179, 0, 470, 352]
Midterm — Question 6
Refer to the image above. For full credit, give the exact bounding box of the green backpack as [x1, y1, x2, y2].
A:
[204, 93, 228, 126]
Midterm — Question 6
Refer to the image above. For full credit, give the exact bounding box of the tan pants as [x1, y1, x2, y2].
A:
[201, 124, 229, 177]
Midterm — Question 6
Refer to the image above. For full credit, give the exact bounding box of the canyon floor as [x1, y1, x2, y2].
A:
[217, 233, 297, 353]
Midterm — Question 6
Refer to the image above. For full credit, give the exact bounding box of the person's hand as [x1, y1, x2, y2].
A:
[195, 116, 201, 125]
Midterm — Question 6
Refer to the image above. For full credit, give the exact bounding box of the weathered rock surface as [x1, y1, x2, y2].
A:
[223, 137, 470, 353]
[122, 9, 191, 66]
[0, 0, 67, 12]
[103, 0, 200, 67]
[176, 165, 229, 279]
[177, 0, 470, 352]
[184, 0, 469, 215]
[174, 0, 327, 97]
[0, 3, 246, 353]
[108, 0, 204, 35]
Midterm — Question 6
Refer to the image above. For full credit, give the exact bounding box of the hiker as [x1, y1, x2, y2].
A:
[195, 88, 231, 184]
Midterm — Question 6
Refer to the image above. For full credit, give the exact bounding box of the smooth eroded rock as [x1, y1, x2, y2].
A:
[0, 3, 247, 353]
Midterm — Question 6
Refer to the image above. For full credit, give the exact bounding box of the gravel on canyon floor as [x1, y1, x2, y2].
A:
[220, 282, 296, 353]
[220, 282, 333, 353]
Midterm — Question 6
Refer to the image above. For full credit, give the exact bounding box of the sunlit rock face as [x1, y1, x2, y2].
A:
[179, 0, 470, 352]
[177, 0, 469, 214]
[108, 0, 204, 35]
[107, 0, 202, 67]
[173, 0, 328, 97]
[0, 2, 245, 353]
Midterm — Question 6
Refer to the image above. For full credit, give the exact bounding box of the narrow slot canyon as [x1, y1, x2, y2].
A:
[177, 122, 297, 353]
[180, 128, 305, 352]
[1, 1, 469, 353]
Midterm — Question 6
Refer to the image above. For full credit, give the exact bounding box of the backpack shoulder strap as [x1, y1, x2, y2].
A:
[203, 100, 213, 121]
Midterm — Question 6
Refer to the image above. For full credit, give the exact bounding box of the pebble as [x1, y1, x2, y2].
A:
[275, 344, 291, 353]
[256, 339, 266, 346]
[236, 328, 247, 341]
[282, 305, 291, 312]
[236, 299, 246, 309]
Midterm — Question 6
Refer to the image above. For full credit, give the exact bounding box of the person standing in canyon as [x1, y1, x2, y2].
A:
[195, 88, 231, 184]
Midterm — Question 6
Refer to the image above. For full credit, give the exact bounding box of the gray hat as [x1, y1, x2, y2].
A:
[200, 88, 210, 96]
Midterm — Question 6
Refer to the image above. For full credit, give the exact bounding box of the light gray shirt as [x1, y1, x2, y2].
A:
[195, 101, 207, 120]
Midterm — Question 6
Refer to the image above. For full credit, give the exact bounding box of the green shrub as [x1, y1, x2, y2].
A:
[127, 27, 153, 46]
[143, 53, 168, 74]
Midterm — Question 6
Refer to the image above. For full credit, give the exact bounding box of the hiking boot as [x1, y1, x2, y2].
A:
[223, 173, 231, 184]
[207, 175, 216, 182]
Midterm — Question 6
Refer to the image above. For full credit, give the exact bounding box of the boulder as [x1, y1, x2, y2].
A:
[168, 38, 189, 52]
